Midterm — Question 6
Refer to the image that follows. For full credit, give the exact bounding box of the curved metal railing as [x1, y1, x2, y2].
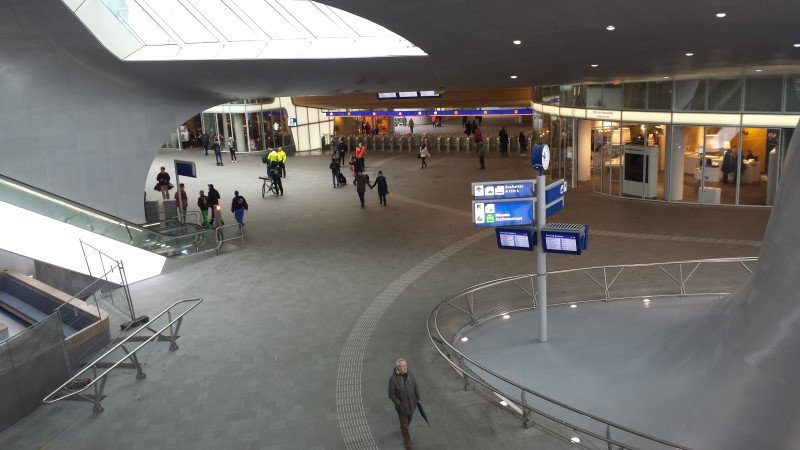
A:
[428, 257, 757, 449]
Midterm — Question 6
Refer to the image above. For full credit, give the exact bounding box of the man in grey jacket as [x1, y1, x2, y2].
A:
[388, 358, 420, 449]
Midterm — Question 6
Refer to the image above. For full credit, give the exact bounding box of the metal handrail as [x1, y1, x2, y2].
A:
[428, 257, 758, 449]
[215, 223, 244, 253]
[43, 298, 203, 406]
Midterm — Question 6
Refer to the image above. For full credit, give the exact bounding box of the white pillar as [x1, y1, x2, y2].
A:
[233, 113, 246, 152]
[666, 126, 684, 201]
[577, 120, 592, 182]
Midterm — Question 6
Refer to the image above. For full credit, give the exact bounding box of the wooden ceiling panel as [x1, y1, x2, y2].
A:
[292, 87, 533, 110]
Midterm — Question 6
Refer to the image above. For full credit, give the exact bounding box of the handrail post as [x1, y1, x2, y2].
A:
[120, 344, 146, 380]
[606, 424, 612, 450]
[679, 263, 686, 296]
[521, 390, 534, 429]
[603, 268, 610, 300]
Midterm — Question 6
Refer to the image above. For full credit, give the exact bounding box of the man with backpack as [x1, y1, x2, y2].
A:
[231, 191, 248, 228]
[207, 184, 223, 226]
[197, 190, 211, 228]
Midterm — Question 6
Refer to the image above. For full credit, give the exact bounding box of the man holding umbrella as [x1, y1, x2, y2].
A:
[388, 358, 423, 449]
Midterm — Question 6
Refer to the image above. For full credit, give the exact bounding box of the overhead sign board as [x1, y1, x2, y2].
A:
[496, 227, 536, 251]
[174, 160, 196, 178]
[288, 117, 297, 127]
[473, 198, 534, 228]
[472, 180, 534, 200]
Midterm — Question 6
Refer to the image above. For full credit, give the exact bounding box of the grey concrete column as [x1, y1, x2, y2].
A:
[233, 113, 246, 152]
[666, 125, 684, 201]
[577, 119, 592, 182]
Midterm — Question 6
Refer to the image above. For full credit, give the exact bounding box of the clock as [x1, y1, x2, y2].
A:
[531, 144, 550, 171]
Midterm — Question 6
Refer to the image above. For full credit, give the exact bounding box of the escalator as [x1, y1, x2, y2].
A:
[0, 174, 218, 258]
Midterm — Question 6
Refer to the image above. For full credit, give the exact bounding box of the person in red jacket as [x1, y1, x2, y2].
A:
[355, 143, 367, 171]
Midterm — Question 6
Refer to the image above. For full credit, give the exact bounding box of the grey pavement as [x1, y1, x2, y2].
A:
[0, 145, 768, 449]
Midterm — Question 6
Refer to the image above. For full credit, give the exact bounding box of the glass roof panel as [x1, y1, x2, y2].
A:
[187, 0, 260, 42]
[100, 0, 173, 45]
[65, 0, 427, 60]
[143, 0, 217, 43]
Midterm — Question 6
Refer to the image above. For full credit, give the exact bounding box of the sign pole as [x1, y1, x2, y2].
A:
[536, 171, 548, 342]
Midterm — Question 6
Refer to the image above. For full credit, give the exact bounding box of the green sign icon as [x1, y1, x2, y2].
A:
[486, 213, 495, 223]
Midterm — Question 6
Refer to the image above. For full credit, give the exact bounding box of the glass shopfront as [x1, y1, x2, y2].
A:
[535, 76, 800, 208]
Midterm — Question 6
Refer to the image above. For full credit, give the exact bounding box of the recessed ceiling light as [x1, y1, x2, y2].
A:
[570, 304, 578, 309]
[570, 437, 582, 444]
[794, 43, 800, 48]
[499, 400, 508, 406]
[512, 40, 522, 45]
[685, 52, 694, 56]
[755, 69, 763, 72]
[460, 336, 469, 342]
[590, 64, 598, 68]
[502, 314, 511, 319]
[606, 25, 615, 31]
[510, 75, 518, 79]
[716, 12, 727, 18]
[662, 76, 670, 79]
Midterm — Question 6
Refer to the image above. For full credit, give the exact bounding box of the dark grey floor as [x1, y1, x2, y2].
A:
[0, 146, 768, 449]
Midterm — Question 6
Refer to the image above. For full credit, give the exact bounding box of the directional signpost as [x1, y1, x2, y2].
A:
[470, 143, 589, 344]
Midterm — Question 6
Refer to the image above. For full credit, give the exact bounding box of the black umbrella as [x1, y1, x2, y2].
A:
[417, 402, 431, 426]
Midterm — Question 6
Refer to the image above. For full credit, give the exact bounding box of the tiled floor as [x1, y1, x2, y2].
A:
[0, 146, 768, 449]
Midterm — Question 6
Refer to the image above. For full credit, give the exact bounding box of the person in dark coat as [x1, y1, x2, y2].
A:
[230, 190, 248, 228]
[499, 127, 509, 157]
[337, 138, 347, 167]
[370, 170, 389, 205]
[197, 190, 210, 228]
[200, 131, 209, 155]
[388, 358, 420, 450]
[212, 136, 224, 166]
[519, 131, 528, 156]
[156, 167, 171, 200]
[207, 184, 223, 226]
[721, 149, 735, 184]
[329, 156, 341, 188]
[353, 171, 370, 208]
[269, 163, 283, 195]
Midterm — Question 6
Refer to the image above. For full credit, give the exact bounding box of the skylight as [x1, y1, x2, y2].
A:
[65, 0, 426, 60]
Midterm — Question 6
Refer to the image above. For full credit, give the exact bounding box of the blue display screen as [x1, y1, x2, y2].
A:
[541, 230, 582, 255]
[495, 228, 535, 251]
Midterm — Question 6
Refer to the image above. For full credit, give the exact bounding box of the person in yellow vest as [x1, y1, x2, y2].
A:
[266, 148, 280, 174]
[277, 148, 287, 178]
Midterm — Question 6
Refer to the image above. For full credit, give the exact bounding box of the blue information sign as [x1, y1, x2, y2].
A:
[545, 179, 567, 203]
[546, 198, 565, 217]
[473, 199, 534, 227]
[496, 227, 536, 251]
[472, 180, 534, 200]
[174, 160, 197, 178]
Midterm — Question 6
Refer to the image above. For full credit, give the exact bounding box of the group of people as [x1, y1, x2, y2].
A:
[263, 147, 287, 195]
[154, 168, 248, 229]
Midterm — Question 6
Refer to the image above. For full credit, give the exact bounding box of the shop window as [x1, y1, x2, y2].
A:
[744, 77, 783, 112]
[560, 85, 574, 107]
[785, 77, 800, 112]
[586, 85, 603, 108]
[647, 81, 673, 110]
[533, 86, 543, 103]
[602, 84, 622, 110]
[623, 82, 646, 110]
[708, 79, 742, 112]
[675, 80, 706, 111]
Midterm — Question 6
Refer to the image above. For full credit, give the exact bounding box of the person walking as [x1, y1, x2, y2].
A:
[519, 131, 528, 157]
[370, 170, 389, 205]
[337, 138, 347, 166]
[353, 170, 370, 208]
[207, 184, 223, 226]
[155, 166, 172, 200]
[419, 142, 430, 169]
[201, 131, 209, 156]
[355, 143, 367, 172]
[499, 127, 509, 157]
[277, 147, 287, 177]
[228, 136, 237, 163]
[212, 136, 224, 166]
[476, 128, 486, 169]
[173, 183, 188, 222]
[408, 118, 415, 135]
[231, 190, 248, 228]
[462, 116, 468, 131]
[329, 156, 341, 188]
[197, 190, 211, 228]
[388, 358, 420, 450]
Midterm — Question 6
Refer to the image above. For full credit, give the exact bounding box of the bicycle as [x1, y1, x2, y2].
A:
[260, 176, 279, 197]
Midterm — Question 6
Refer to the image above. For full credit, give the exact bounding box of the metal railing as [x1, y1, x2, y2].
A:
[215, 223, 245, 253]
[428, 257, 757, 449]
[43, 298, 203, 413]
